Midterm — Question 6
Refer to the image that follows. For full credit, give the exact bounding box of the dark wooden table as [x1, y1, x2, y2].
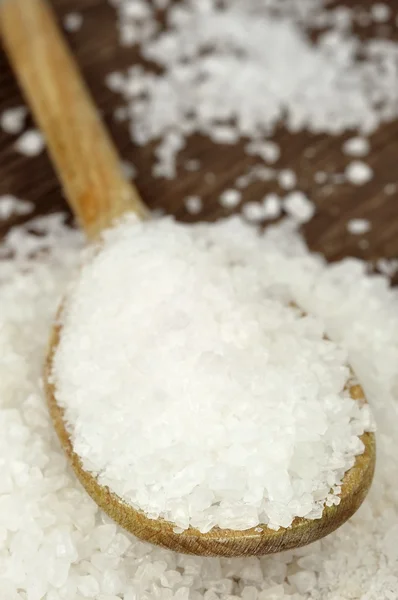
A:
[1, 0, 398, 276]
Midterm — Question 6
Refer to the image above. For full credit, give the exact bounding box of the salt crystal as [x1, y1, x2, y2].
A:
[184, 196, 203, 215]
[377, 258, 398, 278]
[342, 137, 370, 157]
[345, 161, 373, 186]
[347, 218, 372, 235]
[242, 201, 265, 222]
[283, 191, 315, 223]
[0, 106, 27, 135]
[219, 189, 242, 209]
[371, 3, 391, 23]
[314, 171, 328, 184]
[210, 126, 239, 144]
[246, 141, 280, 164]
[384, 183, 397, 196]
[63, 12, 83, 32]
[262, 193, 281, 219]
[14, 129, 45, 156]
[278, 170, 296, 191]
[0, 195, 33, 220]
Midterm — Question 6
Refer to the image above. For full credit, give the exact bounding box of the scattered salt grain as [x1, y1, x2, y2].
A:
[342, 137, 370, 157]
[108, 0, 398, 175]
[0, 209, 396, 598]
[371, 3, 391, 23]
[210, 125, 239, 145]
[0, 106, 27, 135]
[219, 189, 242, 209]
[262, 193, 282, 219]
[184, 195, 203, 215]
[246, 141, 280, 164]
[377, 258, 398, 278]
[63, 11, 83, 32]
[345, 161, 373, 186]
[278, 169, 297, 191]
[314, 171, 328, 184]
[347, 218, 372, 235]
[384, 183, 397, 196]
[242, 201, 266, 222]
[283, 191, 315, 223]
[53, 216, 372, 533]
[0, 195, 33, 220]
[14, 129, 45, 156]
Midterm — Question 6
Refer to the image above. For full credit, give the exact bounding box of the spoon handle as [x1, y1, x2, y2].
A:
[0, 0, 148, 240]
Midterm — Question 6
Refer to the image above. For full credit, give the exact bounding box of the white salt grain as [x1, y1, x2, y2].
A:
[347, 218, 372, 235]
[377, 258, 398, 278]
[371, 3, 391, 23]
[278, 169, 297, 191]
[345, 161, 373, 186]
[63, 12, 83, 32]
[219, 189, 241, 209]
[0, 106, 27, 134]
[314, 171, 328, 184]
[262, 193, 281, 219]
[242, 201, 266, 222]
[283, 191, 315, 223]
[0, 210, 396, 599]
[0, 195, 33, 220]
[342, 137, 370, 157]
[246, 141, 280, 164]
[14, 129, 45, 156]
[184, 195, 203, 215]
[384, 183, 397, 196]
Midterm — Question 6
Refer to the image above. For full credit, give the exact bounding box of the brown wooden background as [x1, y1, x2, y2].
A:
[1, 0, 398, 276]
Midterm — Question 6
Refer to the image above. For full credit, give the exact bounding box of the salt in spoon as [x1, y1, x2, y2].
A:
[0, 0, 376, 557]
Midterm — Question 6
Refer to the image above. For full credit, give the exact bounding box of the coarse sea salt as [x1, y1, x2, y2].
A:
[345, 161, 373, 186]
[283, 192, 315, 224]
[347, 218, 372, 235]
[342, 137, 370, 158]
[52, 216, 372, 533]
[14, 129, 45, 157]
[108, 0, 398, 176]
[63, 11, 83, 32]
[0, 195, 33, 220]
[262, 193, 282, 220]
[1, 210, 397, 598]
[219, 189, 242, 209]
[184, 195, 203, 215]
[0, 106, 27, 135]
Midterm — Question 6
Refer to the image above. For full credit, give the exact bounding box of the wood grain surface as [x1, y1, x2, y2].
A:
[0, 0, 398, 273]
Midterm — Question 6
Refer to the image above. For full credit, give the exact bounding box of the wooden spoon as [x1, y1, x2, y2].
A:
[0, 0, 375, 558]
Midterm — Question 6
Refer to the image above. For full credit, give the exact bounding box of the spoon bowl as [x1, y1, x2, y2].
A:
[45, 321, 375, 557]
